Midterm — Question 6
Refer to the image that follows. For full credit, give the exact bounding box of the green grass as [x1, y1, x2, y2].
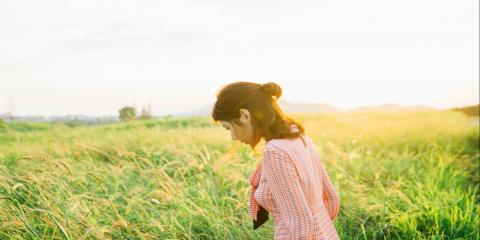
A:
[0, 111, 478, 239]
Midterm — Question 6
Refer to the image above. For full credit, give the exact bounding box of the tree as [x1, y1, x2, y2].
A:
[139, 101, 153, 120]
[139, 107, 152, 120]
[118, 106, 136, 121]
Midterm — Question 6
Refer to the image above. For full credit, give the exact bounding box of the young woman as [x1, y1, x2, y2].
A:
[211, 82, 341, 240]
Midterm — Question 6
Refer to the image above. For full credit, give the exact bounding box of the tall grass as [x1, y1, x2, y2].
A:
[0, 111, 478, 239]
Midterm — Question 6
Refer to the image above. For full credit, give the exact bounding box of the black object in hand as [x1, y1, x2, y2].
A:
[253, 205, 269, 229]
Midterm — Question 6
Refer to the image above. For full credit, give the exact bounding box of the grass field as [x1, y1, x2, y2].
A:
[0, 111, 478, 239]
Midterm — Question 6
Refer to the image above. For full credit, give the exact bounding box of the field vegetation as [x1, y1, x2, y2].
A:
[0, 111, 478, 239]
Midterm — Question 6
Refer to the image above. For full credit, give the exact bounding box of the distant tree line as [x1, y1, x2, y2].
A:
[118, 106, 153, 121]
[451, 104, 480, 117]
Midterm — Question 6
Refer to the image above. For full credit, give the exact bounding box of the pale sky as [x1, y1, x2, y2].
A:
[0, 0, 478, 116]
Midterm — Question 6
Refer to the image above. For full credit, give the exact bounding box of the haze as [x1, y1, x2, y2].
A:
[0, 0, 478, 116]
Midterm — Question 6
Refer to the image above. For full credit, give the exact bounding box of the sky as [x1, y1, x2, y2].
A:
[0, 0, 478, 116]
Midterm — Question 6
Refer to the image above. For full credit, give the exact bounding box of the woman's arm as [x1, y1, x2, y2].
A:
[263, 146, 314, 240]
[319, 156, 340, 221]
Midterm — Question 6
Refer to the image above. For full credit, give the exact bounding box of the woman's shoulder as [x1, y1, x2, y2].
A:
[265, 136, 294, 148]
[264, 134, 312, 153]
[264, 124, 312, 152]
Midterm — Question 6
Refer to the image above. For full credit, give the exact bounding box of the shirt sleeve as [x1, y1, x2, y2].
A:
[319, 157, 340, 221]
[263, 145, 314, 240]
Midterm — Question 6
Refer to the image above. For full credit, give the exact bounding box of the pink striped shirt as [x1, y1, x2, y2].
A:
[248, 129, 340, 240]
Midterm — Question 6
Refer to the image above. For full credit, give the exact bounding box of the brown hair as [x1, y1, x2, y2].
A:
[211, 81, 305, 149]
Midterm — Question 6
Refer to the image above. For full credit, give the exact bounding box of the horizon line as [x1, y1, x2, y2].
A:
[1, 101, 478, 118]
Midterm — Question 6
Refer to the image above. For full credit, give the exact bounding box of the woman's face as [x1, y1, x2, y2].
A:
[220, 109, 254, 145]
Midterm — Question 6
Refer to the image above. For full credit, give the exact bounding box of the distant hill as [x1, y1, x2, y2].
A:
[278, 100, 340, 113]
[4, 103, 475, 122]
[177, 101, 439, 116]
[347, 103, 436, 113]
[450, 104, 480, 116]
[176, 100, 341, 116]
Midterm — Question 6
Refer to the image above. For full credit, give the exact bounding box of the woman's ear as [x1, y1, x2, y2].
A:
[239, 108, 251, 124]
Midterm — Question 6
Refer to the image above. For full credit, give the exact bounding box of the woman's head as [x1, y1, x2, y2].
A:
[212, 81, 304, 149]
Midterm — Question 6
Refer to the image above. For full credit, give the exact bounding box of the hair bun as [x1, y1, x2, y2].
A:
[260, 82, 282, 100]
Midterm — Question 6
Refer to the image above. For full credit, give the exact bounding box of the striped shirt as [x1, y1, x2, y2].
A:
[248, 128, 340, 240]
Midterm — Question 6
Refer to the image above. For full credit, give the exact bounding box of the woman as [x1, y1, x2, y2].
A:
[211, 82, 341, 240]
